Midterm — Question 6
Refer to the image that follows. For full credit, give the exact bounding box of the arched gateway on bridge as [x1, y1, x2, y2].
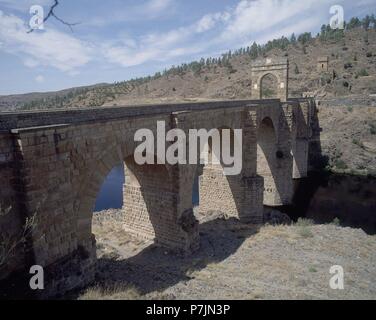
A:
[251, 58, 289, 102]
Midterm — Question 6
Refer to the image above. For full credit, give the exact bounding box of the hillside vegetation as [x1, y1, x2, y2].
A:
[0, 16, 375, 111]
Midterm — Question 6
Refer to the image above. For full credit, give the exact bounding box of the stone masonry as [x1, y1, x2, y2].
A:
[0, 59, 314, 297]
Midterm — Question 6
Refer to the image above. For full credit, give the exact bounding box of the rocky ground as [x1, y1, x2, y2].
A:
[316, 104, 376, 176]
[74, 209, 376, 300]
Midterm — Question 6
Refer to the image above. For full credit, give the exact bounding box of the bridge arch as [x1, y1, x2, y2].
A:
[74, 137, 198, 264]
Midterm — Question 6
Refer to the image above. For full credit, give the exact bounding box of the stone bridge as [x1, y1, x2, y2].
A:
[0, 59, 317, 297]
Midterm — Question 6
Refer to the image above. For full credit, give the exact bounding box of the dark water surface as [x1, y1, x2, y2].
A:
[94, 165, 125, 211]
[95, 166, 376, 235]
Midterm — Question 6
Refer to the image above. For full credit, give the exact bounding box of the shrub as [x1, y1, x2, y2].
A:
[298, 226, 313, 238]
[79, 284, 141, 300]
[295, 218, 314, 226]
[356, 69, 369, 77]
[370, 123, 376, 135]
[331, 217, 340, 226]
[352, 138, 365, 149]
[335, 159, 348, 170]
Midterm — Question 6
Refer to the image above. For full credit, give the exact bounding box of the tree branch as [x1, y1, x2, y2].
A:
[27, 0, 80, 33]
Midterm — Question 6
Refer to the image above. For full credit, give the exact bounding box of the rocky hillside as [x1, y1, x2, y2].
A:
[317, 104, 376, 176]
[0, 16, 375, 111]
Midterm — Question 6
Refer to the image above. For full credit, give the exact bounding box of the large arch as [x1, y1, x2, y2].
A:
[75, 142, 199, 258]
[169, 108, 263, 224]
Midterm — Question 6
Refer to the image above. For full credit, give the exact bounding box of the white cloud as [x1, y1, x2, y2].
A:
[218, 0, 345, 43]
[85, 0, 176, 27]
[0, 10, 92, 72]
[103, 0, 334, 68]
[35, 74, 44, 83]
[0, 0, 371, 74]
[146, 0, 173, 12]
[101, 9, 231, 67]
[196, 12, 231, 33]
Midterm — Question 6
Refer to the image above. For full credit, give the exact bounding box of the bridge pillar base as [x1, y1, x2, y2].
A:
[199, 166, 264, 224]
[123, 185, 199, 254]
[262, 172, 294, 207]
[23, 235, 97, 299]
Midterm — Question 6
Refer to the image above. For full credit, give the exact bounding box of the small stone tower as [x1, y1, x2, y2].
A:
[317, 56, 329, 72]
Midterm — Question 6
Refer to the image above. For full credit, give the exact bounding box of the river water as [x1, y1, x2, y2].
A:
[94, 166, 376, 235]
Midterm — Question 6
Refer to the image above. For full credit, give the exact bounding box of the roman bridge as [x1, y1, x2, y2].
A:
[0, 97, 315, 296]
[0, 56, 321, 296]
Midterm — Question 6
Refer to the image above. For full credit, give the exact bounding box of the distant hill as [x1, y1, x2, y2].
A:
[1, 15, 375, 111]
[0, 83, 110, 111]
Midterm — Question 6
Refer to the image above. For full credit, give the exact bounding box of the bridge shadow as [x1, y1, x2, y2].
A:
[307, 99, 328, 170]
[289, 98, 328, 215]
[75, 216, 259, 297]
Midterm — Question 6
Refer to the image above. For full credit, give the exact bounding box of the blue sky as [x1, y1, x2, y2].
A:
[0, 0, 374, 95]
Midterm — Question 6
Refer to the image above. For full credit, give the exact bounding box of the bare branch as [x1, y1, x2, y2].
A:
[27, 0, 80, 33]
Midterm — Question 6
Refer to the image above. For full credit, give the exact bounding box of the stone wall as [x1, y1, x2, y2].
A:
[0, 132, 26, 280]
